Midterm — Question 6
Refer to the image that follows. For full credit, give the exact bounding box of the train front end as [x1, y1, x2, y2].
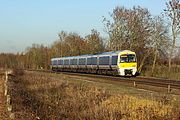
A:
[118, 51, 137, 76]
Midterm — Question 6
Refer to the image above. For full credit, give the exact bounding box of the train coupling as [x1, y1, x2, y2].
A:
[124, 69, 133, 75]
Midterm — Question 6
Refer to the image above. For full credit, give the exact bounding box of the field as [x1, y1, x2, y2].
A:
[2, 70, 178, 120]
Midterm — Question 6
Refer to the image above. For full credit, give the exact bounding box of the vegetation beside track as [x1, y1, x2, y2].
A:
[7, 70, 180, 119]
[143, 65, 180, 80]
[0, 72, 9, 120]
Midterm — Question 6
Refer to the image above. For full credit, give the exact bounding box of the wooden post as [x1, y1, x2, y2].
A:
[4, 70, 14, 119]
[133, 81, 136, 87]
[5, 71, 8, 82]
[7, 95, 12, 112]
[167, 85, 171, 93]
[4, 71, 8, 96]
[4, 84, 7, 96]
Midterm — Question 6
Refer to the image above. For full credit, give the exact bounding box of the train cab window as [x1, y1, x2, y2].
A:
[112, 56, 118, 65]
[128, 55, 136, 62]
[120, 54, 136, 63]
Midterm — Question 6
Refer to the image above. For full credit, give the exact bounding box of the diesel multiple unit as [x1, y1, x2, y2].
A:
[51, 50, 137, 76]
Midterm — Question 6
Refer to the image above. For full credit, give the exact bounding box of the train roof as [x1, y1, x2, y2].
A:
[51, 50, 134, 60]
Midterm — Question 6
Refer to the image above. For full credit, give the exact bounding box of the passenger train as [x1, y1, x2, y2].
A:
[51, 50, 138, 76]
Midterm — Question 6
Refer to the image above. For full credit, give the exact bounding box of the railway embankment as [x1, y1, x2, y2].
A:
[4, 69, 179, 119]
[30, 69, 180, 94]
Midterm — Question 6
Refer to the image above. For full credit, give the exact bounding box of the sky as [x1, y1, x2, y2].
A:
[0, 0, 168, 53]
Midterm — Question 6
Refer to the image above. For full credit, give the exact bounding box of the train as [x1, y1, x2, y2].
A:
[51, 50, 138, 76]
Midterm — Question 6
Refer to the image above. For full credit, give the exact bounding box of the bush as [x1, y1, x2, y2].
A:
[12, 69, 24, 76]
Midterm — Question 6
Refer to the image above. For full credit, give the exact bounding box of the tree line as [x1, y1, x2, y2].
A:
[0, 0, 179, 77]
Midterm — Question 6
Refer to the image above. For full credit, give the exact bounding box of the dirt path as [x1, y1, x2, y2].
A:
[0, 74, 8, 119]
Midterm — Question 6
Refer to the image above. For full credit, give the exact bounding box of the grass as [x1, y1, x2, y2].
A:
[8, 70, 180, 119]
[143, 65, 180, 79]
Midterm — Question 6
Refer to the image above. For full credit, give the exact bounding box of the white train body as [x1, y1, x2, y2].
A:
[51, 50, 137, 76]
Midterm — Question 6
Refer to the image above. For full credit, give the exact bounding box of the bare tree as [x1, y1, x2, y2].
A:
[58, 31, 67, 57]
[103, 6, 154, 72]
[164, 0, 180, 72]
[103, 7, 129, 51]
[151, 16, 170, 75]
[85, 29, 105, 54]
[63, 33, 87, 56]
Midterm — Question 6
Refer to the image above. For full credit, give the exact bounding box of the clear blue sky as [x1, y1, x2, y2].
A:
[0, 0, 168, 53]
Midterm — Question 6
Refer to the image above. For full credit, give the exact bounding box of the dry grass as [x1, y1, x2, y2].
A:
[8, 70, 180, 120]
[144, 65, 180, 79]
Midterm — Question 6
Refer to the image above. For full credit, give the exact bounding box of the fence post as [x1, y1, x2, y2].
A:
[4, 70, 14, 119]
[167, 84, 171, 93]
[133, 81, 136, 87]
[4, 71, 8, 96]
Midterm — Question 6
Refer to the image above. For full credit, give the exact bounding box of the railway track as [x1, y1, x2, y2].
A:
[27, 69, 180, 94]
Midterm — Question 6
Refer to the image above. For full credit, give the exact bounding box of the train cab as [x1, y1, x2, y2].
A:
[118, 51, 137, 76]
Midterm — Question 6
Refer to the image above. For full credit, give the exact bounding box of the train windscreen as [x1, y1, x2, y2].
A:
[120, 54, 136, 63]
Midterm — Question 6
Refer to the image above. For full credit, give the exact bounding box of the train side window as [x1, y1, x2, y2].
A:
[58, 60, 63, 65]
[99, 56, 109, 65]
[53, 60, 57, 65]
[72, 59, 77, 65]
[91, 57, 97, 65]
[75, 59, 78, 65]
[70, 59, 73, 65]
[61, 60, 63, 65]
[112, 56, 118, 65]
[64, 59, 69, 65]
[79, 58, 86, 65]
[87, 58, 91, 65]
